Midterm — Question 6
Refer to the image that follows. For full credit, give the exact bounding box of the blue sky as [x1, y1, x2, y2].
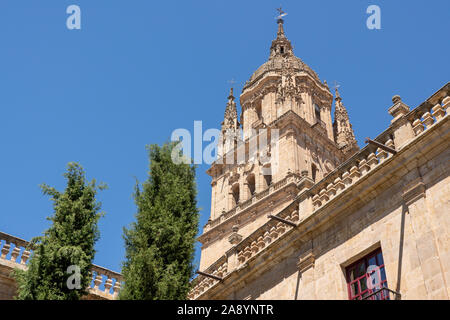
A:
[0, 1, 449, 274]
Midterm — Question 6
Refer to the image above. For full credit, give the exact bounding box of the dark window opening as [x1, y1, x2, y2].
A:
[312, 164, 318, 182]
[232, 184, 240, 206]
[315, 104, 321, 121]
[280, 46, 284, 54]
[264, 174, 272, 188]
[247, 174, 256, 196]
[256, 104, 262, 120]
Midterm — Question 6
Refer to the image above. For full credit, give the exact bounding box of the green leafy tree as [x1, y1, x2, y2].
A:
[14, 162, 106, 300]
[120, 142, 199, 300]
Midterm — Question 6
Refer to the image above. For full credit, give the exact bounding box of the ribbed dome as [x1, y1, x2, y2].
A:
[243, 18, 320, 90]
[244, 55, 320, 88]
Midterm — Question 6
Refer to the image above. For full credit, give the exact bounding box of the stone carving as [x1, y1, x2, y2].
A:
[333, 87, 359, 157]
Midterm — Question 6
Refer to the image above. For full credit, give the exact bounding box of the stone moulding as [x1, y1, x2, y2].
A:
[297, 249, 315, 273]
[402, 180, 426, 207]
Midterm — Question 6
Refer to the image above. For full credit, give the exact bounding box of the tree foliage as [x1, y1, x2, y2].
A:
[14, 162, 106, 300]
[120, 142, 199, 300]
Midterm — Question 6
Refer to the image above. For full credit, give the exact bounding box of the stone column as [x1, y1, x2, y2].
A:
[241, 179, 248, 202]
[262, 95, 271, 124]
[242, 107, 250, 140]
[245, 106, 257, 139]
[228, 189, 234, 211]
[256, 165, 264, 193]
[210, 181, 217, 220]
[322, 105, 334, 141]
[305, 93, 314, 125]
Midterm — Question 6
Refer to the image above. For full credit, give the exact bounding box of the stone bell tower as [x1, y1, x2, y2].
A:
[197, 14, 357, 271]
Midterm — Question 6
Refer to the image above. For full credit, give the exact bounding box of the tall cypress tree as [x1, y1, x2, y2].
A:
[14, 162, 106, 300]
[120, 142, 199, 300]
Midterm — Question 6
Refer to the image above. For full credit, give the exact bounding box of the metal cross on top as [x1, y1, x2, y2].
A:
[276, 7, 287, 20]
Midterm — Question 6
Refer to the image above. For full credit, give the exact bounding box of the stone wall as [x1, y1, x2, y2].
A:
[0, 264, 20, 300]
[190, 84, 450, 300]
[227, 147, 448, 299]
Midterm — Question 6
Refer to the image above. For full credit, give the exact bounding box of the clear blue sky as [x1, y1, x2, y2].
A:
[0, 1, 449, 274]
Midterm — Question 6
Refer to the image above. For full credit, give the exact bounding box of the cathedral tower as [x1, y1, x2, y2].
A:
[198, 15, 357, 270]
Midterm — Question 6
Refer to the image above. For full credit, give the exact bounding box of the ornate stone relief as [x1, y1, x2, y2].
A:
[228, 225, 243, 245]
[324, 159, 334, 173]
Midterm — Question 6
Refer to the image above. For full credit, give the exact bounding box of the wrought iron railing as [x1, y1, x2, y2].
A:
[362, 287, 401, 300]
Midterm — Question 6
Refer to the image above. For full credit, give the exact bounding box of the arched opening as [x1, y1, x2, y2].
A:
[315, 104, 321, 122]
[232, 184, 240, 206]
[312, 163, 318, 182]
[247, 174, 256, 196]
[264, 174, 272, 188]
[255, 103, 262, 121]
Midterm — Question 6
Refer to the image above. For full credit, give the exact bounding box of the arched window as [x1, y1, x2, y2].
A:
[315, 104, 321, 122]
[232, 184, 240, 206]
[247, 174, 256, 196]
[264, 174, 272, 188]
[312, 164, 318, 182]
[255, 103, 262, 121]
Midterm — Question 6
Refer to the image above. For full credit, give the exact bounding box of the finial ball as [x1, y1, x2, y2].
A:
[392, 95, 401, 103]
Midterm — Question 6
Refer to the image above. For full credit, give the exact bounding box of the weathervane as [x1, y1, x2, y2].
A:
[333, 80, 341, 91]
[334, 81, 342, 99]
[227, 78, 236, 97]
[276, 7, 287, 20]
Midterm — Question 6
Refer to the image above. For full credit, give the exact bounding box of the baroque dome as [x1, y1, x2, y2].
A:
[244, 55, 320, 88]
[243, 18, 320, 90]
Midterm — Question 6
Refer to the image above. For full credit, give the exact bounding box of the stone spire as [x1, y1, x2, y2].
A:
[333, 87, 359, 157]
[219, 87, 240, 156]
[221, 87, 239, 133]
[277, 16, 286, 38]
[269, 12, 294, 59]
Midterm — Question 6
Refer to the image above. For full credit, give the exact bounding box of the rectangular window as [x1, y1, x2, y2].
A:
[346, 248, 389, 300]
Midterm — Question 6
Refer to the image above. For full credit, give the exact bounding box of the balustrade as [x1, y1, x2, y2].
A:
[0, 231, 122, 300]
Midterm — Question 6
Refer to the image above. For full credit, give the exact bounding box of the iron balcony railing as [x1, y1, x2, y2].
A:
[362, 287, 401, 300]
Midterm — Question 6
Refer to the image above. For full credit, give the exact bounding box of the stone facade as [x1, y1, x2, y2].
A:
[191, 17, 450, 300]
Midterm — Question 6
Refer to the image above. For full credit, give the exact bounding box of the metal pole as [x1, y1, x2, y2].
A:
[362, 287, 401, 300]
[365, 138, 397, 155]
[196, 271, 223, 281]
[267, 214, 297, 227]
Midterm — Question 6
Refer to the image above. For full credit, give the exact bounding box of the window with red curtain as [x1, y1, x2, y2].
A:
[346, 248, 389, 300]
